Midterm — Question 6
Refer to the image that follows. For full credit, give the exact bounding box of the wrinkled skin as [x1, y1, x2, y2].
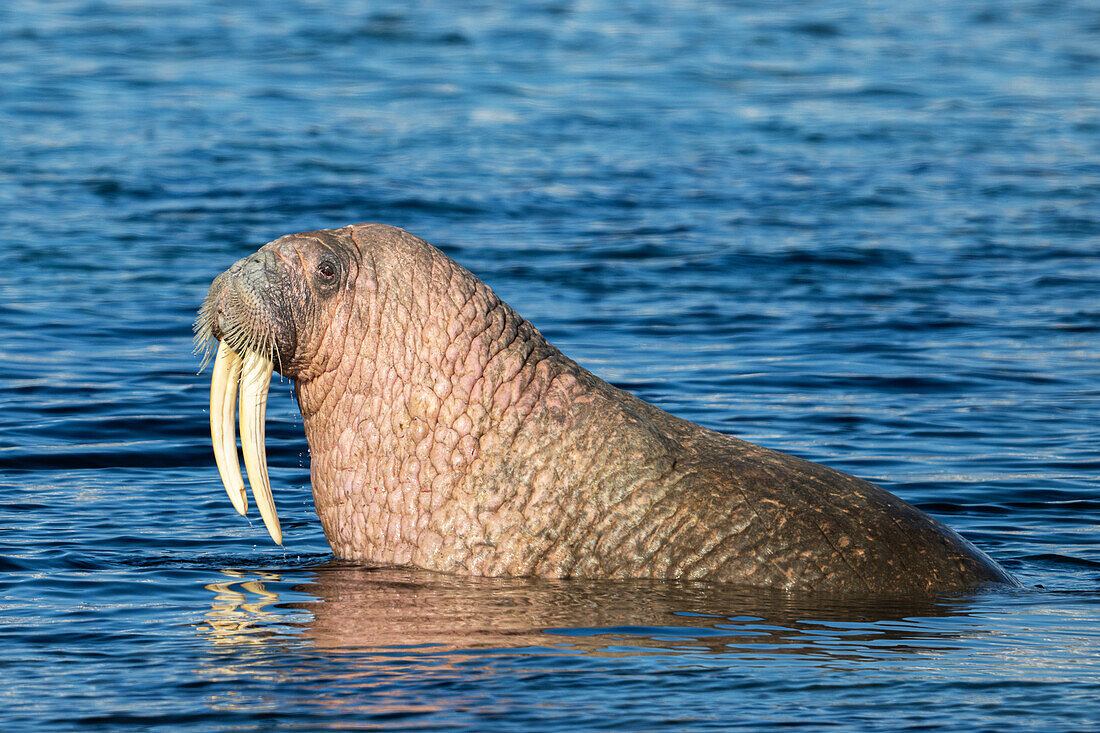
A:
[200, 223, 1018, 595]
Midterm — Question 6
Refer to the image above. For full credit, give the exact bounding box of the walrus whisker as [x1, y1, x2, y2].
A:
[191, 301, 218, 373]
[268, 324, 284, 377]
[194, 333, 217, 374]
[222, 320, 252, 359]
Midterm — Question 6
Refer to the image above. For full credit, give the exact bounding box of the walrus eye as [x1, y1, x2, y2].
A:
[314, 260, 340, 294]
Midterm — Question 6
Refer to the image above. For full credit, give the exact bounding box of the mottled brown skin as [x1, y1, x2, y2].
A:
[202, 223, 1017, 595]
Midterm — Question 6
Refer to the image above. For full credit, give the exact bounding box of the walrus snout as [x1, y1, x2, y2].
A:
[197, 249, 300, 371]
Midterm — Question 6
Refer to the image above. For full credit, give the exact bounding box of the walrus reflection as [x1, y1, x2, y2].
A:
[204, 566, 986, 658]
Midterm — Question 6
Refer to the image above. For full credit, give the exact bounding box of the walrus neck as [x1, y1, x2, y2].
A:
[296, 266, 608, 568]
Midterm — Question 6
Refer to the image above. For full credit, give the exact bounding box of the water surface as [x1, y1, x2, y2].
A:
[2, 0, 1098, 730]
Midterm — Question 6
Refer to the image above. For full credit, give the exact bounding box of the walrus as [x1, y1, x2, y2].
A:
[195, 223, 1017, 595]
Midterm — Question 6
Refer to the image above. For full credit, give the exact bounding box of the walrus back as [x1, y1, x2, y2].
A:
[652, 409, 1016, 593]
[570, 376, 1016, 594]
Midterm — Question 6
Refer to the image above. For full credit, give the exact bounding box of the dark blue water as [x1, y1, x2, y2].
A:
[2, 0, 1098, 729]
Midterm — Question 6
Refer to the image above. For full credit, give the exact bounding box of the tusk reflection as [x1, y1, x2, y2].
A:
[198, 569, 283, 647]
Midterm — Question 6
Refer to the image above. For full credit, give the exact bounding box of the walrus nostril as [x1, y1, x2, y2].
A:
[242, 256, 263, 276]
[236, 250, 284, 280]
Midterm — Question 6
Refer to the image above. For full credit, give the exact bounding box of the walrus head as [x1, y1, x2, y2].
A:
[195, 226, 372, 544]
[194, 223, 530, 559]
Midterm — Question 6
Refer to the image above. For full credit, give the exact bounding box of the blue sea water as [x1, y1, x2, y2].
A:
[1, 0, 1098, 729]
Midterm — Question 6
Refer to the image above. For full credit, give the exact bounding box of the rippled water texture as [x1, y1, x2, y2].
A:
[2, 0, 1098, 729]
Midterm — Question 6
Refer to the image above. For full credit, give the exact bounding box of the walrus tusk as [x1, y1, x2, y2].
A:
[210, 342, 248, 516]
[238, 349, 281, 545]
